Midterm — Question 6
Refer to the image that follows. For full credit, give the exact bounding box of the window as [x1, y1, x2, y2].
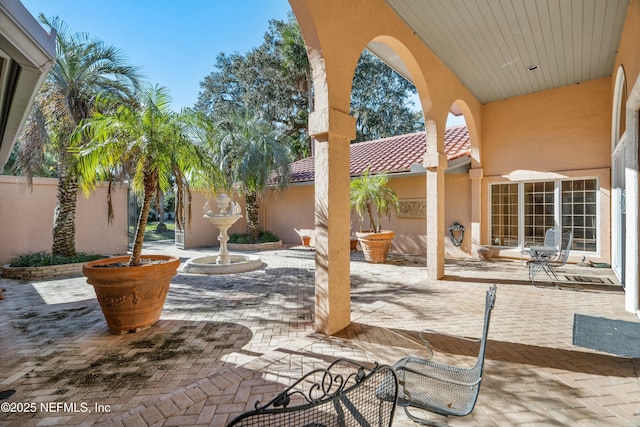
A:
[562, 179, 597, 252]
[524, 181, 555, 246]
[490, 178, 598, 252]
[491, 183, 518, 246]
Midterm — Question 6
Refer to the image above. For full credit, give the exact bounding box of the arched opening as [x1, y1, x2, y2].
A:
[444, 102, 473, 258]
[347, 43, 428, 261]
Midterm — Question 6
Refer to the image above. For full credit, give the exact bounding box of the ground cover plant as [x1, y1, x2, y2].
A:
[8, 251, 103, 267]
[229, 230, 280, 244]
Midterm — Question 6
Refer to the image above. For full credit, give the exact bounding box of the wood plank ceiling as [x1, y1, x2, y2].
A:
[374, 0, 629, 104]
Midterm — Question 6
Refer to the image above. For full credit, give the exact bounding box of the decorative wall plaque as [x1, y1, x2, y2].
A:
[398, 198, 426, 218]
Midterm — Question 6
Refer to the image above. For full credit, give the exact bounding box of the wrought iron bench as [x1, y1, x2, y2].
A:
[393, 284, 497, 426]
[226, 358, 398, 427]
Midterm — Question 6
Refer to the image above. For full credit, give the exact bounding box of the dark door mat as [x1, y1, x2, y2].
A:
[573, 314, 640, 358]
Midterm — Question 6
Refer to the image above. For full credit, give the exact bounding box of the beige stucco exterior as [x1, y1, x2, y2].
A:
[263, 172, 471, 258]
[291, 0, 483, 334]
[481, 78, 612, 263]
[290, 0, 640, 332]
[0, 176, 128, 264]
[482, 78, 611, 177]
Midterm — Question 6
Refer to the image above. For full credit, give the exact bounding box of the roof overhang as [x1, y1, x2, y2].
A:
[372, 0, 628, 104]
[0, 0, 56, 169]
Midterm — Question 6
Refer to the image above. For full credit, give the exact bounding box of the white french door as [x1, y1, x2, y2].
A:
[612, 139, 626, 286]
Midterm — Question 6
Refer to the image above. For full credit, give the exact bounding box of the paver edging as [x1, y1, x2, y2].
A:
[228, 240, 282, 251]
[1, 262, 86, 280]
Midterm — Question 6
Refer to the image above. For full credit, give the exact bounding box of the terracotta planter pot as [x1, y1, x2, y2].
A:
[356, 230, 395, 263]
[83, 255, 180, 334]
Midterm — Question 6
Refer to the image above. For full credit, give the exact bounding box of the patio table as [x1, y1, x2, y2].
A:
[529, 245, 558, 257]
[527, 245, 558, 282]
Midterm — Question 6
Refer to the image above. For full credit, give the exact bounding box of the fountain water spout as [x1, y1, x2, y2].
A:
[183, 195, 262, 274]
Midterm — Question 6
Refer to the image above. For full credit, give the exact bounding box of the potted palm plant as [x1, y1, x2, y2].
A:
[74, 84, 209, 333]
[350, 168, 400, 263]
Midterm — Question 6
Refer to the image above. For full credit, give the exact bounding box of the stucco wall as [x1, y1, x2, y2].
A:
[614, 0, 640, 93]
[444, 174, 472, 256]
[264, 184, 315, 246]
[263, 173, 472, 257]
[482, 78, 611, 177]
[0, 176, 128, 264]
[481, 79, 611, 262]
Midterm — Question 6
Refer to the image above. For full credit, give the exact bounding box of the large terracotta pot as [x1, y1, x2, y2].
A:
[83, 255, 180, 334]
[355, 230, 395, 263]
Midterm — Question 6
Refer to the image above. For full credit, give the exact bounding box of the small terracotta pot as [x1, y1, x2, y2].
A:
[83, 255, 180, 334]
[356, 230, 395, 263]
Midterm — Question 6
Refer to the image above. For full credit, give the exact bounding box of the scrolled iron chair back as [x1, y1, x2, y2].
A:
[226, 358, 398, 427]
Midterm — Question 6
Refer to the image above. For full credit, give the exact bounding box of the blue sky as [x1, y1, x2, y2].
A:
[22, 1, 292, 111]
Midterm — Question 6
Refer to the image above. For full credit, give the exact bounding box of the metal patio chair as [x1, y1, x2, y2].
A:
[527, 231, 573, 284]
[226, 358, 398, 427]
[392, 285, 497, 426]
[520, 227, 560, 265]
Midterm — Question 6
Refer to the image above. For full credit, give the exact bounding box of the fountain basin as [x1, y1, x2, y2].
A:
[183, 254, 263, 274]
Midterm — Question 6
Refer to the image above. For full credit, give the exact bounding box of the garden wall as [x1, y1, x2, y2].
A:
[0, 176, 129, 264]
[263, 172, 472, 257]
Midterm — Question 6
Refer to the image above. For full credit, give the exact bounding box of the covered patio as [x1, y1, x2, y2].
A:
[1, 243, 638, 426]
[289, 0, 640, 338]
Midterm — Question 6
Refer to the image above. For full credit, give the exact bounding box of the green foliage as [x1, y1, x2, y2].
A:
[191, 109, 291, 239]
[9, 251, 103, 267]
[196, 15, 309, 158]
[12, 15, 141, 257]
[350, 168, 400, 233]
[213, 110, 292, 195]
[2, 132, 57, 177]
[229, 230, 280, 244]
[74, 84, 211, 266]
[351, 50, 424, 142]
[195, 14, 422, 158]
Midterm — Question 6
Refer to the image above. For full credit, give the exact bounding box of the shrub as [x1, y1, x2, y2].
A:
[9, 251, 103, 267]
[229, 230, 280, 244]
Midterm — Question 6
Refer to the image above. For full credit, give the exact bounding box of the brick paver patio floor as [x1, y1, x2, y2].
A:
[1, 242, 639, 426]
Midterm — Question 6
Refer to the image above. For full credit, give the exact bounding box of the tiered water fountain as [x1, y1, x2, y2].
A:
[183, 194, 262, 274]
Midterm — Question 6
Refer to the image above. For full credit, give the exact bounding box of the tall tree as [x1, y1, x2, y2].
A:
[195, 15, 423, 157]
[14, 15, 141, 257]
[196, 16, 309, 158]
[350, 50, 424, 142]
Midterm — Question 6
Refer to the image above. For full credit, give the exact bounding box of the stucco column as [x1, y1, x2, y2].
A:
[425, 150, 447, 279]
[309, 107, 356, 335]
[469, 167, 483, 256]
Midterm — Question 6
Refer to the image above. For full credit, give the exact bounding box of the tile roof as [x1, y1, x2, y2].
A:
[289, 125, 470, 183]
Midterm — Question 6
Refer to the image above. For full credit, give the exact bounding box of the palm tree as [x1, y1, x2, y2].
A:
[350, 168, 399, 233]
[199, 110, 291, 240]
[15, 15, 141, 257]
[74, 84, 208, 266]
